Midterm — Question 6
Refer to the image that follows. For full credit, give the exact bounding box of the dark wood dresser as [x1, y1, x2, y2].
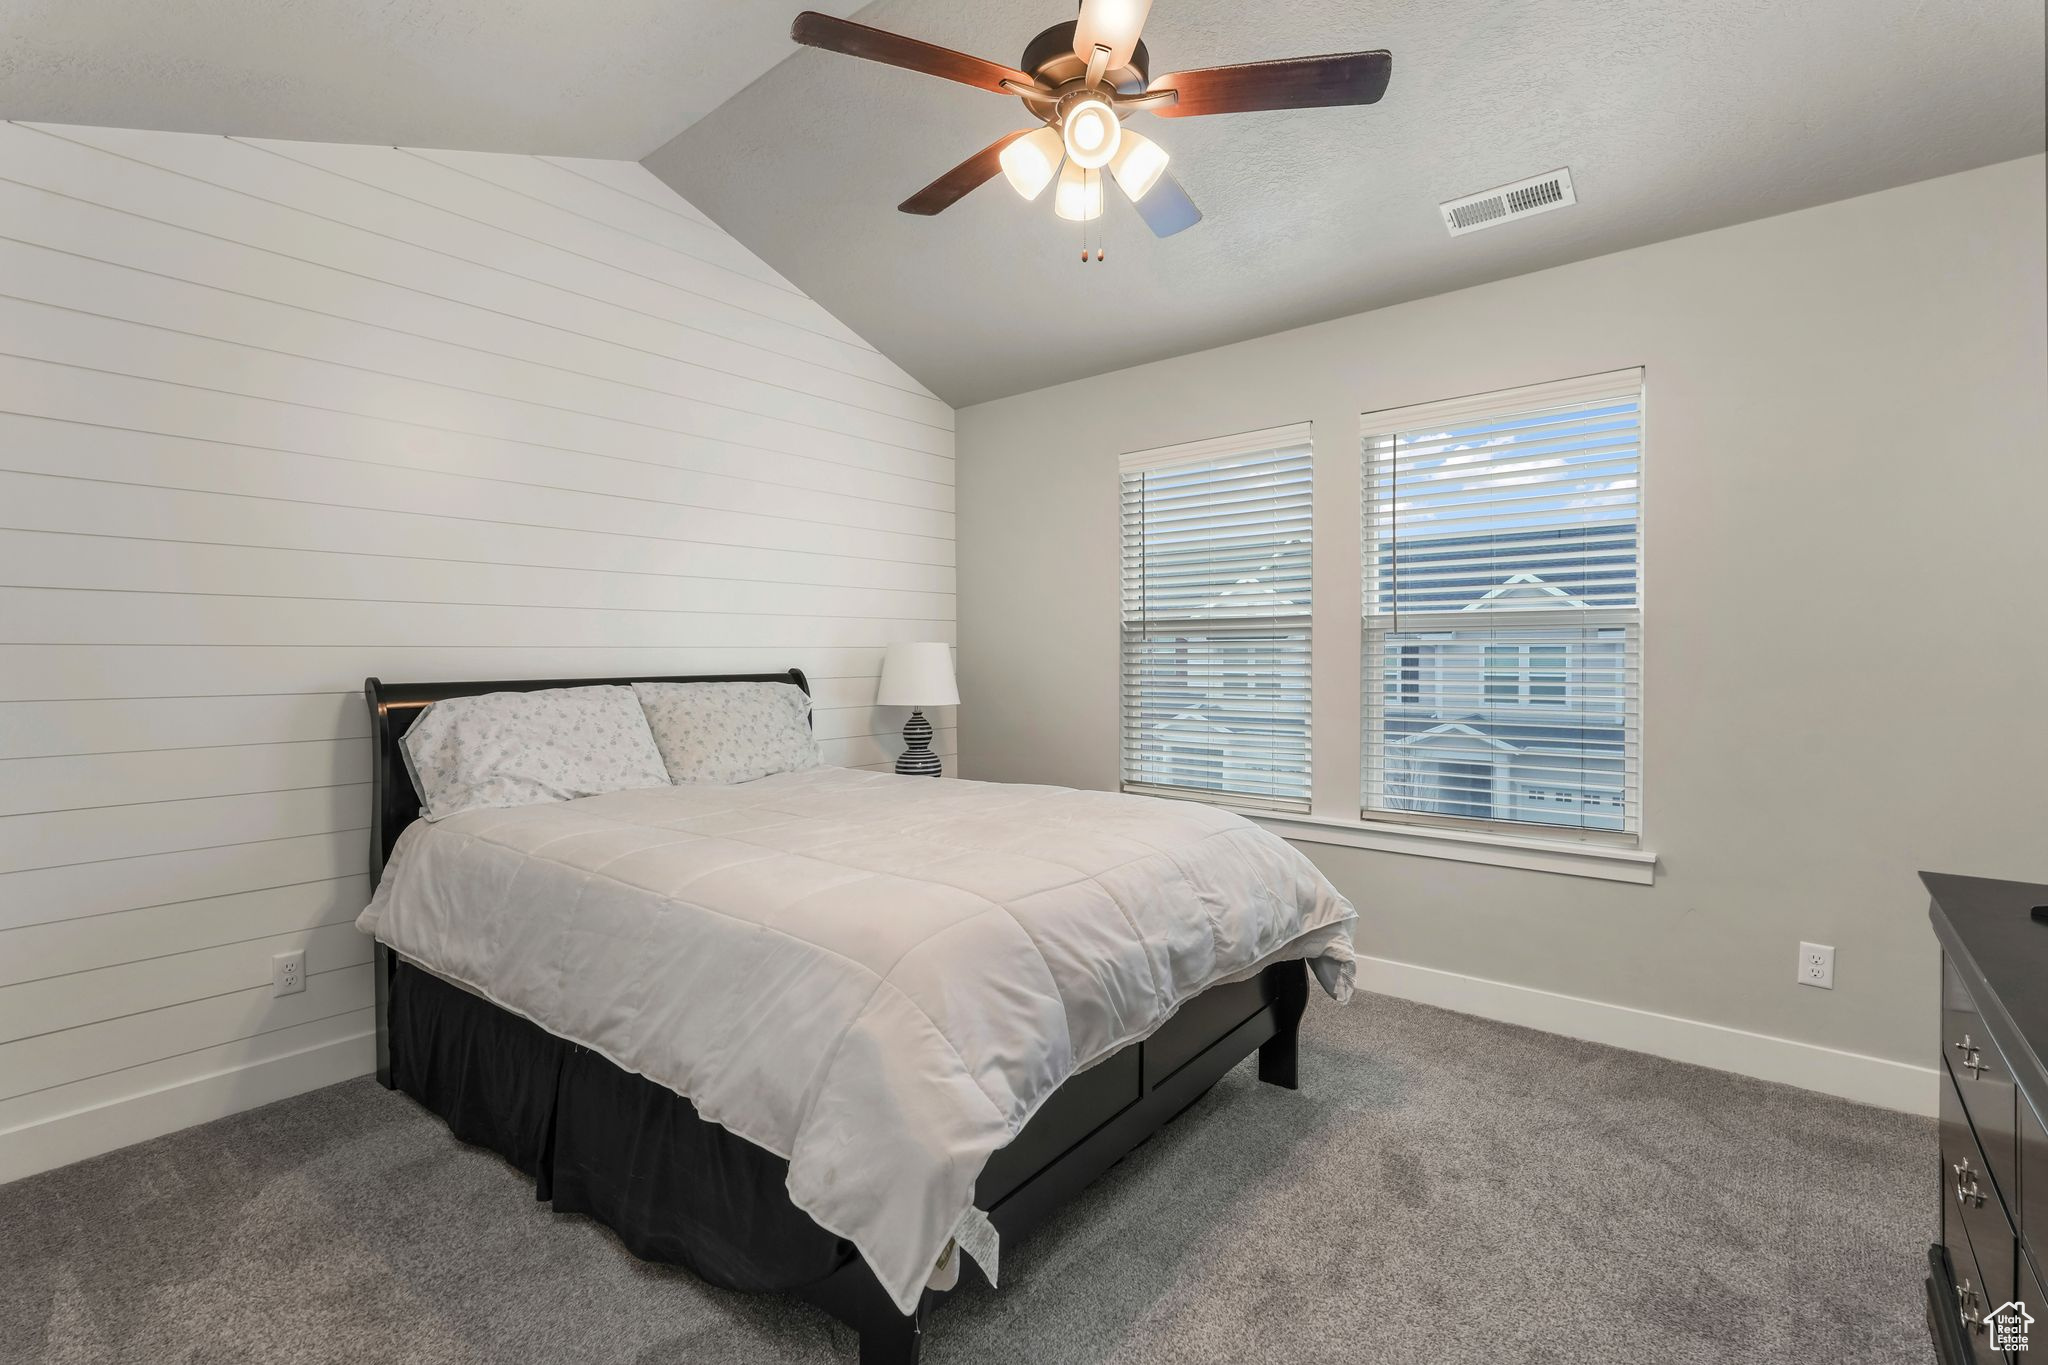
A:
[1924, 872, 2047, 1362]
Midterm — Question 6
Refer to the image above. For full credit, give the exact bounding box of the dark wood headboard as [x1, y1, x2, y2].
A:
[363, 670, 810, 886]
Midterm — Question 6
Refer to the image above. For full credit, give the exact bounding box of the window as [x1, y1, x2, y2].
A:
[1483, 645, 1518, 700]
[1529, 645, 1568, 704]
[1398, 643, 1422, 704]
[1121, 426, 1313, 811]
[1362, 370, 1643, 838]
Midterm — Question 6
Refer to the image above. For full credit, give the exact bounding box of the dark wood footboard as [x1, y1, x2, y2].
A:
[799, 957, 1313, 1365]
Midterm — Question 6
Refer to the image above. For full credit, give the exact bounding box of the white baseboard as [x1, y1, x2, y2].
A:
[1357, 955, 1938, 1116]
[0, 1029, 375, 1185]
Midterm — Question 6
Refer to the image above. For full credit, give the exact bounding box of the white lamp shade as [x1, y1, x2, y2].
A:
[1054, 161, 1104, 221]
[999, 126, 1064, 201]
[876, 642, 959, 707]
[1108, 130, 1169, 201]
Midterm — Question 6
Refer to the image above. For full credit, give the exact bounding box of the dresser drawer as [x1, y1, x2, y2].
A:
[2023, 1091, 2045, 1251]
[1943, 1063, 2017, 1333]
[1945, 957, 2020, 1215]
[2015, 1253, 2043, 1352]
[1942, 1221, 2003, 1362]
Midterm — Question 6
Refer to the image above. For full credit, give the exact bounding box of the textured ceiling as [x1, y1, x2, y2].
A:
[0, 0, 866, 157]
[647, 0, 2047, 406]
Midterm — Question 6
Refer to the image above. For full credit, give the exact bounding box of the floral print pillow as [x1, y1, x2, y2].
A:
[632, 681, 823, 786]
[402, 686, 672, 820]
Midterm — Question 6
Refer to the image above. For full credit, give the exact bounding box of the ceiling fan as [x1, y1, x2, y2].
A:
[791, 1, 1391, 249]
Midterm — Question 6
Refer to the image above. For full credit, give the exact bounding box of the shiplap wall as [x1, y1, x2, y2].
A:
[0, 121, 956, 1181]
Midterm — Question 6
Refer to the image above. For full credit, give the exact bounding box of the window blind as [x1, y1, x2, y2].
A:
[1121, 426, 1313, 811]
[1361, 370, 1643, 837]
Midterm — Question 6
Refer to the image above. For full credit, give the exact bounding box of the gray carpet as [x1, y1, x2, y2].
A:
[1, 994, 1935, 1364]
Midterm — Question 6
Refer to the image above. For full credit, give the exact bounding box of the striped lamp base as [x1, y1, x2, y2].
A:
[895, 708, 941, 777]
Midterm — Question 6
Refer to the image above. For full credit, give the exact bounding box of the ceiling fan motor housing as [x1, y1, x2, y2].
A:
[1020, 20, 1151, 113]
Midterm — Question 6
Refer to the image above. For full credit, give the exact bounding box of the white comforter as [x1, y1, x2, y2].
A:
[358, 766, 1356, 1312]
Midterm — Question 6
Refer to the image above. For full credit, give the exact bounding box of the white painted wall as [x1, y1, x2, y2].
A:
[957, 156, 2047, 1102]
[0, 122, 954, 1180]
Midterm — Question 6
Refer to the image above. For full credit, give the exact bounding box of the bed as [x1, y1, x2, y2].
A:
[359, 670, 1356, 1363]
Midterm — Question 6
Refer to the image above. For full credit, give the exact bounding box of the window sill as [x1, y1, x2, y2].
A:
[1238, 809, 1658, 885]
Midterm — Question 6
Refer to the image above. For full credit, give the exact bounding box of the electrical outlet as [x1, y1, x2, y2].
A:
[1797, 942, 1834, 990]
[272, 949, 306, 997]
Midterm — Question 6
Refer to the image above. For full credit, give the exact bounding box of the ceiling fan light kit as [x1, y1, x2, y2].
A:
[791, 3, 1392, 248]
[1060, 94, 1121, 169]
[1054, 160, 1105, 221]
[999, 125, 1066, 200]
[1108, 130, 1169, 201]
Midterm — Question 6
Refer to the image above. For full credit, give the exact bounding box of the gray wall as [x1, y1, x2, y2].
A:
[956, 155, 2047, 1071]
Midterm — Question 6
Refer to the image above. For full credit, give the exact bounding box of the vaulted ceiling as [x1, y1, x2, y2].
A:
[647, 0, 2046, 405]
[4, 0, 2043, 407]
[0, 0, 863, 157]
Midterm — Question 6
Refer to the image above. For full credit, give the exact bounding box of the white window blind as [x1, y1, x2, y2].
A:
[1361, 370, 1643, 838]
[1121, 426, 1313, 811]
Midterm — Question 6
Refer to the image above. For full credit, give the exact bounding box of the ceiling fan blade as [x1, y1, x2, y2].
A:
[792, 12, 1035, 95]
[899, 130, 1035, 216]
[1073, 0, 1153, 70]
[1150, 50, 1391, 118]
[1126, 169, 1202, 237]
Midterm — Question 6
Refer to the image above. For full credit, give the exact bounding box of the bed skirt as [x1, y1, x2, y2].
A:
[389, 959, 856, 1292]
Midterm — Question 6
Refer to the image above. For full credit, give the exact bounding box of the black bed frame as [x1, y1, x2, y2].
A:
[365, 671, 1311, 1365]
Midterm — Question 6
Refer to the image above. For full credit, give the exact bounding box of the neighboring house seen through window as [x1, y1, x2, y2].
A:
[1120, 426, 1313, 812]
[1361, 371, 1645, 838]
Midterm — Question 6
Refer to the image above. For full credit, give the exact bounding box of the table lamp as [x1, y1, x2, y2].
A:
[877, 642, 958, 777]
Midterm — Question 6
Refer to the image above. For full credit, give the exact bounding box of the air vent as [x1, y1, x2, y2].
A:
[1441, 168, 1576, 237]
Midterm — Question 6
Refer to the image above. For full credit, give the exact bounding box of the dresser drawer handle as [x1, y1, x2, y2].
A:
[1952, 1158, 1987, 1209]
[1957, 1276, 1986, 1334]
[1952, 1034, 1987, 1078]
